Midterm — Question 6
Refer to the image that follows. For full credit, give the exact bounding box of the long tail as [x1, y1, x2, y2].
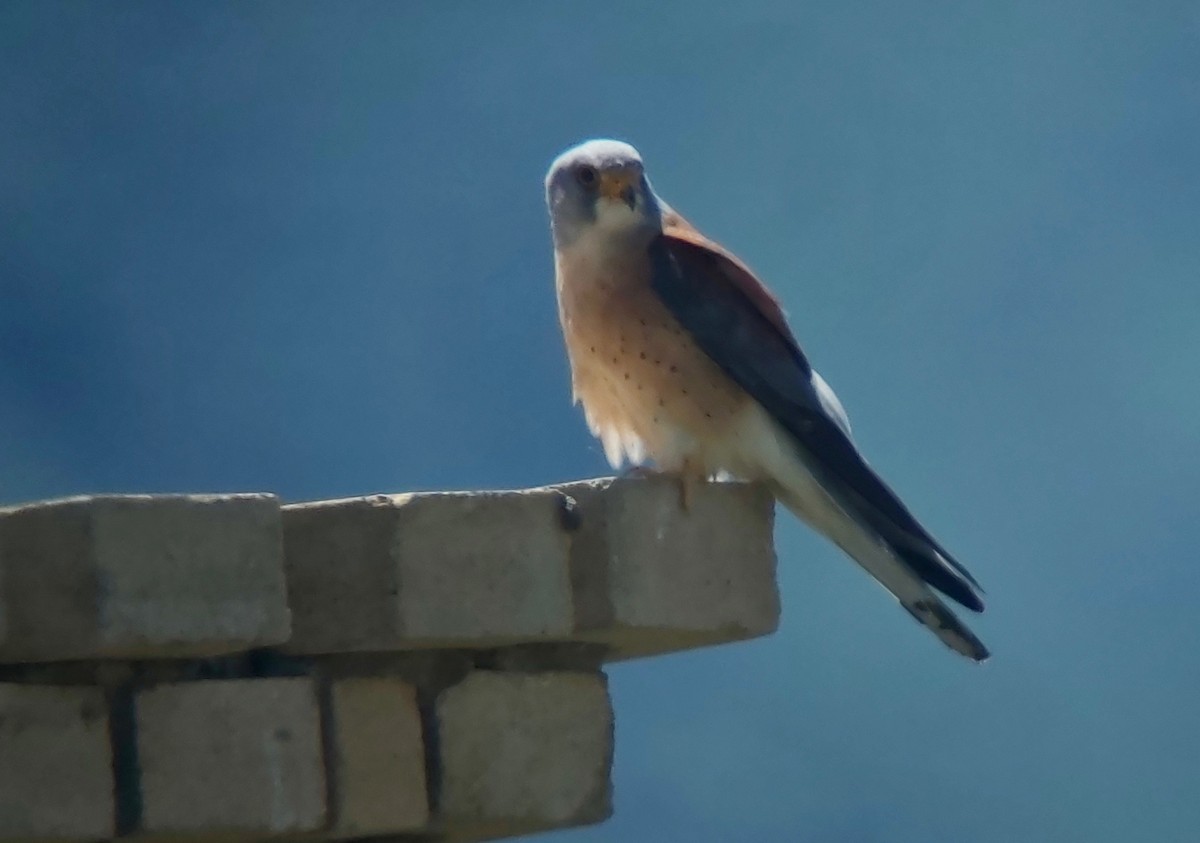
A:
[773, 481, 990, 662]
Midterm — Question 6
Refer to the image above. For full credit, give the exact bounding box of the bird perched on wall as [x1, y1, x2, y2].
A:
[545, 138, 988, 661]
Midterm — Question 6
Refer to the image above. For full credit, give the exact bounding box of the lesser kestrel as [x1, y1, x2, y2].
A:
[546, 139, 987, 661]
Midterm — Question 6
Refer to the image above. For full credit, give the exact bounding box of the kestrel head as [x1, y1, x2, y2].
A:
[545, 139, 661, 248]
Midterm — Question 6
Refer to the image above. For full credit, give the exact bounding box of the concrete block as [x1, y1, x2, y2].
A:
[326, 678, 429, 836]
[282, 491, 575, 654]
[0, 684, 114, 840]
[560, 476, 780, 659]
[0, 494, 289, 662]
[136, 678, 325, 834]
[436, 671, 612, 838]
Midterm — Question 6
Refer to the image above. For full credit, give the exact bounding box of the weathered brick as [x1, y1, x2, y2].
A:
[136, 678, 325, 835]
[436, 671, 612, 838]
[559, 476, 780, 659]
[0, 684, 114, 839]
[327, 678, 429, 836]
[0, 494, 289, 662]
[282, 491, 575, 654]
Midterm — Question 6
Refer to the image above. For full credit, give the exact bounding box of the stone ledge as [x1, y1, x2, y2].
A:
[282, 490, 576, 655]
[557, 477, 780, 659]
[0, 477, 781, 843]
[0, 494, 290, 663]
[282, 477, 779, 661]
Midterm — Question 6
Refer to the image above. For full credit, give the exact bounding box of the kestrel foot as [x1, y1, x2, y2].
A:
[679, 475, 695, 512]
[617, 464, 696, 512]
[618, 464, 664, 481]
[678, 459, 706, 513]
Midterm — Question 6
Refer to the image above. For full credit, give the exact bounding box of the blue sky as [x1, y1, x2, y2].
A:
[2, 2, 1198, 841]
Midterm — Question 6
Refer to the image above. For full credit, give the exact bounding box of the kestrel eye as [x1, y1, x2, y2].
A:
[576, 165, 598, 187]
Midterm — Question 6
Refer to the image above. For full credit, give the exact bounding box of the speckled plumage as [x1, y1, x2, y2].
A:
[546, 139, 988, 661]
[555, 230, 751, 473]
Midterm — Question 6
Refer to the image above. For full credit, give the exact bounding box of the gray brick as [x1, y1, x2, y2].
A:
[136, 678, 325, 835]
[0, 684, 114, 840]
[0, 494, 289, 662]
[559, 476, 780, 659]
[327, 678, 429, 836]
[282, 491, 575, 654]
[436, 671, 612, 838]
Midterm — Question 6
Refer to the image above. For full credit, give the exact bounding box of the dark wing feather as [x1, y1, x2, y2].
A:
[650, 223, 984, 611]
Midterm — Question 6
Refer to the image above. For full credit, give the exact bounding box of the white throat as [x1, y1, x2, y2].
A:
[592, 196, 645, 232]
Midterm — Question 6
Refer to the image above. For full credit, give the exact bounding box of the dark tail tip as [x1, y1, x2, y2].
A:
[905, 599, 991, 662]
[897, 547, 985, 613]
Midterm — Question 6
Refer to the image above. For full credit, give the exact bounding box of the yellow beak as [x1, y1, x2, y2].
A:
[599, 170, 637, 204]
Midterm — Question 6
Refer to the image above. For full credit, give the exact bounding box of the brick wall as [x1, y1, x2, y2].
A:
[0, 476, 779, 841]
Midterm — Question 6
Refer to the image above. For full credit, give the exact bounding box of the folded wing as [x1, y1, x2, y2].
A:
[649, 214, 984, 613]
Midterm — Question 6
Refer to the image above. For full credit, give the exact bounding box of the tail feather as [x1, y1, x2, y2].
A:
[901, 597, 990, 661]
[728, 403, 989, 661]
[774, 482, 990, 662]
[895, 545, 985, 613]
